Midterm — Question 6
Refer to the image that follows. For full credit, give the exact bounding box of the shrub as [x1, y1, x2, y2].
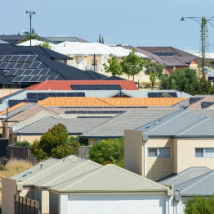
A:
[14, 141, 30, 147]
[89, 137, 124, 167]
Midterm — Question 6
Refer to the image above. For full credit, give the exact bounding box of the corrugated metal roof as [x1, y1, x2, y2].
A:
[35, 160, 102, 187]
[50, 164, 171, 193]
[160, 167, 211, 186]
[82, 109, 179, 137]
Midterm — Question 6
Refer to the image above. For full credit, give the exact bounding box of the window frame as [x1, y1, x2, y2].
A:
[195, 148, 214, 158]
[148, 147, 170, 159]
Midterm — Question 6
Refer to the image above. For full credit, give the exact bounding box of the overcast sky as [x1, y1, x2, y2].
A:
[1, 0, 214, 51]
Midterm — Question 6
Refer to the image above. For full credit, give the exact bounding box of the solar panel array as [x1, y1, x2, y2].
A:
[65, 110, 126, 114]
[70, 84, 122, 90]
[148, 92, 177, 98]
[0, 55, 38, 62]
[152, 52, 176, 56]
[0, 39, 20, 45]
[8, 100, 27, 107]
[201, 102, 214, 109]
[77, 116, 113, 118]
[59, 106, 148, 109]
[189, 97, 204, 105]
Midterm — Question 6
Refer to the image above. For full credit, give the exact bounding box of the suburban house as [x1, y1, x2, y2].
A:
[2, 155, 173, 214]
[124, 109, 214, 181]
[159, 167, 214, 214]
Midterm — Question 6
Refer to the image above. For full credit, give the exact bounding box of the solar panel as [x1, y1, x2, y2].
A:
[29, 76, 40, 82]
[167, 92, 177, 97]
[15, 70, 25, 75]
[6, 69, 18, 76]
[189, 97, 204, 105]
[39, 68, 50, 75]
[76, 92, 85, 97]
[26, 55, 37, 61]
[28, 99, 37, 103]
[27, 93, 38, 100]
[47, 76, 57, 80]
[65, 110, 125, 114]
[47, 93, 56, 97]
[8, 100, 19, 107]
[0, 62, 9, 69]
[10, 55, 20, 61]
[6, 62, 17, 69]
[30, 62, 41, 68]
[22, 62, 32, 69]
[12, 76, 24, 82]
[3, 55, 12, 61]
[38, 75, 49, 81]
[201, 102, 214, 109]
[23, 69, 33, 75]
[18, 56, 28, 61]
[30, 69, 41, 75]
[0, 56, 5, 62]
[14, 63, 24, 69]
[70, 84, 122, 90]
[56, 93, 66, 97]
[66, 93, 76, 97]
[37, 93, 47, 100]
[22, 76, 33, 82]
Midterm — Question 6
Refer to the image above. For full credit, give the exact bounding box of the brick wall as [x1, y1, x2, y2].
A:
[7, 146, 37, 164]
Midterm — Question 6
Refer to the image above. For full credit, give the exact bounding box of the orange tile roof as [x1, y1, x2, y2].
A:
[38, 97, 187, 107]
[0, 102, 27, 116]
[26, 80, 138, 90]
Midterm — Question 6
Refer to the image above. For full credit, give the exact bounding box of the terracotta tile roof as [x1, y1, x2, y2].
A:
[0, 102, 27, 116]
[38, 97, 187, 107]
[187, 97, 214, 110]
[7, 104, 60, 122]
[26, 80, 138, 90]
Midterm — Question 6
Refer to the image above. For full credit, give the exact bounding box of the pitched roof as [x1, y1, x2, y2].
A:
[82, 109, 179, 138]
[50, 164, 172, 195]
[0, 102, 27, 116]
[159, 167, 211, 186]
[38, 97, 187, 107]
[26, 80, 138, 90]
[11, 155, 80, 185]
[6, 104, 57, 122]
[187, 96, 214, 110]
[13, 116, 111, 134]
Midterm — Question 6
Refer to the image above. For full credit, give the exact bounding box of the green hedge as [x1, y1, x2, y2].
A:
[14, 141, 30, 147]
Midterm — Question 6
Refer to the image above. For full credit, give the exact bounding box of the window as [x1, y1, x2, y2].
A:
[148, 148, 170, 158]
[195, 148, 214, 158]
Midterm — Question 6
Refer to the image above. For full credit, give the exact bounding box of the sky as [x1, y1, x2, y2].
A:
[1, 0, 214, 51]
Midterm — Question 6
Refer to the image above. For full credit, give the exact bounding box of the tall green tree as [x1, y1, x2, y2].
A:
[144, 60, 165, 88]
[37, 41, 52, 50]
[160, 68, 199, 95]
[89, 137, 124, 167]
[103, 55, 123, 76]
[120, 48, 145, 81]
[18, 28, 40, 43]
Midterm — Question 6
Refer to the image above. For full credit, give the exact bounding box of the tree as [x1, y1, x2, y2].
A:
[98, 34, 104, 44]
[37, 41, 52, 50]
[18, 28, 40, 43]
[144, 60, 165, 88]
[103, 55, 123, 76]
[160, 68, 199, 95]
[120, 48, 145, 81]
[30, 123, 79, 161]
[89, 137, 124, 167]
[185, 195, 214, 214]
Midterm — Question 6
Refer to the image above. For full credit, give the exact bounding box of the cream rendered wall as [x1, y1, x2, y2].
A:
[124, 130, 144, 175]
[176, 139, 214, 173]
[2, 177, 17, 214]
[41, 190, 50, 214]
[146, 139, 175, 181]
[2, 121, 15, 138]
[15, 134, 41, 144]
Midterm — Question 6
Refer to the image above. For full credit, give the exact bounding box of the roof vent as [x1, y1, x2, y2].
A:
[40, 162, 44, 169]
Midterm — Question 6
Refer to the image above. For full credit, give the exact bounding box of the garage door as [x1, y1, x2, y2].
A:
[68, 194, 165, 214]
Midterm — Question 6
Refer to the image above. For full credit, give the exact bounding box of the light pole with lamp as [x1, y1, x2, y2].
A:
[181, 16, 214, 77]
[26, 11, 36, 46]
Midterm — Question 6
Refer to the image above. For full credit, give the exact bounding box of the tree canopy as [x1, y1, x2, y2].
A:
[30, 123, 79, 161]
[18, 28, 40, 44]
[120, 48, 145, 81]
[103, 55, 123, 76]
[89, 137, 124, 167]
[37, 41, 52, 50]
[144, 60, 165, 87]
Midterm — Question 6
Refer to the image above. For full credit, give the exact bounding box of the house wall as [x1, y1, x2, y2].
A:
[2, 121, 15, 138]
[20, 187, 35, 199]
[2, 177, 17, 214]
[146, 138, 175, 181]
[50, 191, 59, 214]
[14, 134, 41, 144]
[176, 139, 214, 173]
[124, 130, 144, 175]
[41, 190, 50, 214]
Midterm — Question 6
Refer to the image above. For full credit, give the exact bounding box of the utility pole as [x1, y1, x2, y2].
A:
[26, 11, 36, 46]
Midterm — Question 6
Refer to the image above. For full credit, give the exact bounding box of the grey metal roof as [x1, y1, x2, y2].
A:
[11, 155, 80, 185]
[159, 167, 211, 186]
[14, 116, 111, 134]
[50, 164, 172, 194]
[35, 160, 102, 187]
[82, 109, 179, 138]
[0, 39, 8, 44]
[173, 171, 214, 196]
[136, 110, 205, 136]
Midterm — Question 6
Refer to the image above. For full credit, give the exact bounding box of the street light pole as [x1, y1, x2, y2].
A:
[26, 11, 35, 46]
[181, 16, 214, 77]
